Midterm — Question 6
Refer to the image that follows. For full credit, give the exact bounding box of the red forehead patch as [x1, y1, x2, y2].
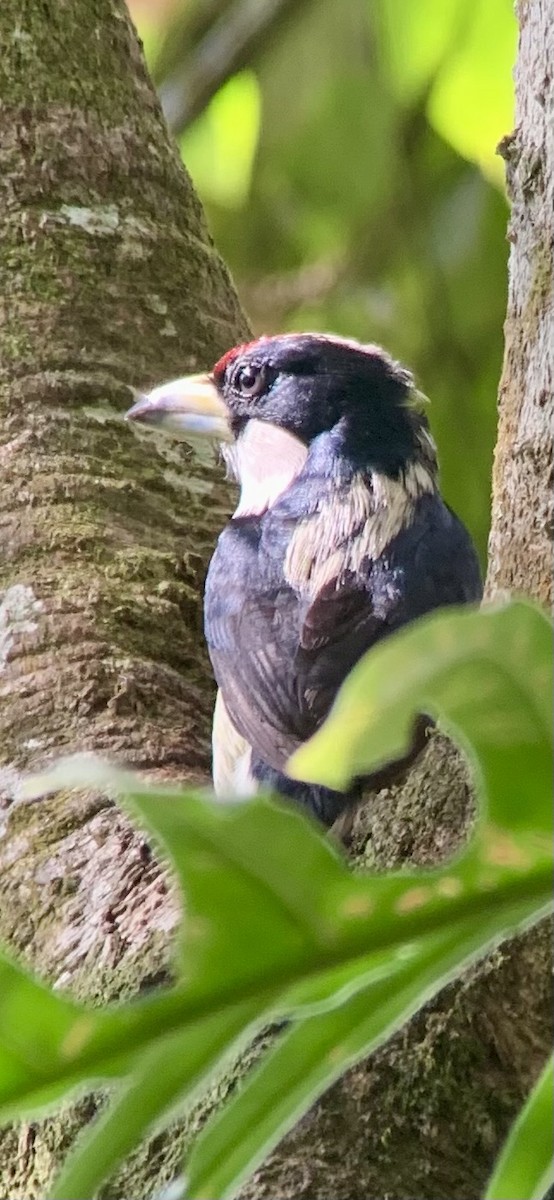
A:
[212, 339, 266, 380]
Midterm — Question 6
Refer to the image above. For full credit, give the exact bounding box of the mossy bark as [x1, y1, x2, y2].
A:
[0, 1, 248, 1194]
[0, 1, 551, 1198]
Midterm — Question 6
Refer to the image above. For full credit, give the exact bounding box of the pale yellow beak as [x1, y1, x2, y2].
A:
[126, 373, 232, 442]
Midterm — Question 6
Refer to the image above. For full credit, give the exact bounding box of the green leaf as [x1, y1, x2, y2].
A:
[0, 953, 131, 1120]
[14, 599, 552, 1198]
[23, 755, 552, 1042]
[13, 761, 550, 1166]
[484, 1055, 554, 1200]
[24, 756, 349, 993]
[187, 911, 546, 1200]
[49, 1001, 262, 1200]
[290, 601, 553, 838]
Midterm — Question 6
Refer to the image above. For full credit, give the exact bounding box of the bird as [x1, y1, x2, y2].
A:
[127, 332, 483, 827]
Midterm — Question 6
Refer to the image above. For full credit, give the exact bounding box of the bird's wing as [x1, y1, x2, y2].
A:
[207, 492, 481, 775]
[205, 520, 304, 769]
[295, 569, 388, 722]
[295, 494, 482, 730]
[212, 562, 389, 770]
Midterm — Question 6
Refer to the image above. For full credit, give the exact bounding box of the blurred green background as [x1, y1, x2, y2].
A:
[128, 0, 516, 563]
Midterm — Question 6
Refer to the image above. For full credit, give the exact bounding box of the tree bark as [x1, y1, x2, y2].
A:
[0, 1, 551, 1198]
[0, 1, 248, 1194]
[489, 0, 553, 608]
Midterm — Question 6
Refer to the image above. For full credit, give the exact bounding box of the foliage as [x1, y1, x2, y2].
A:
[0, 598, 550, 1198]
[484, 1055, 553, 1200]
[130, 0, 517, 563]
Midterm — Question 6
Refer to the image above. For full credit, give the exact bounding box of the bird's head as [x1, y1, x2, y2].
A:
[127, 333, 437, 512]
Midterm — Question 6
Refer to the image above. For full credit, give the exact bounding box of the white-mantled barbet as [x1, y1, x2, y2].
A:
[127, 333, 482, 826]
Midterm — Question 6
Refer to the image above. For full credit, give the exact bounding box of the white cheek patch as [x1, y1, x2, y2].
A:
[232, 420, 308, 517]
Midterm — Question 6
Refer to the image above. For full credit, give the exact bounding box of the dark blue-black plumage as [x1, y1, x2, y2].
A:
[126, 332, 482, 824]
[203, 334, 482, 825]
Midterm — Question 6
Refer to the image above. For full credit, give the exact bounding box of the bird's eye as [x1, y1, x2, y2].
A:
[234, 364, 266, 398]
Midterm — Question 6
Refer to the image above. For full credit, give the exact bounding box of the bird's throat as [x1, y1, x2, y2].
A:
[226, 419, 308, 518]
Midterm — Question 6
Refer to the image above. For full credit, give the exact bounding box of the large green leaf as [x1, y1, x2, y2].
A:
[0, 955, 129, 1119]
[5, 598, 550, 1200]
[290, 601, 552, 837]
[23, 749, 551, 1044]
[187, 909, 545, 1200]
[49, 1001, 262, 1200]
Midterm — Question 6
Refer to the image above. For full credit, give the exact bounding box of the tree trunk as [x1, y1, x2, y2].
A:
[488, 1, 553, 608]
[0, 1, 248, 1194]
[0, 1, 551, 1199]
